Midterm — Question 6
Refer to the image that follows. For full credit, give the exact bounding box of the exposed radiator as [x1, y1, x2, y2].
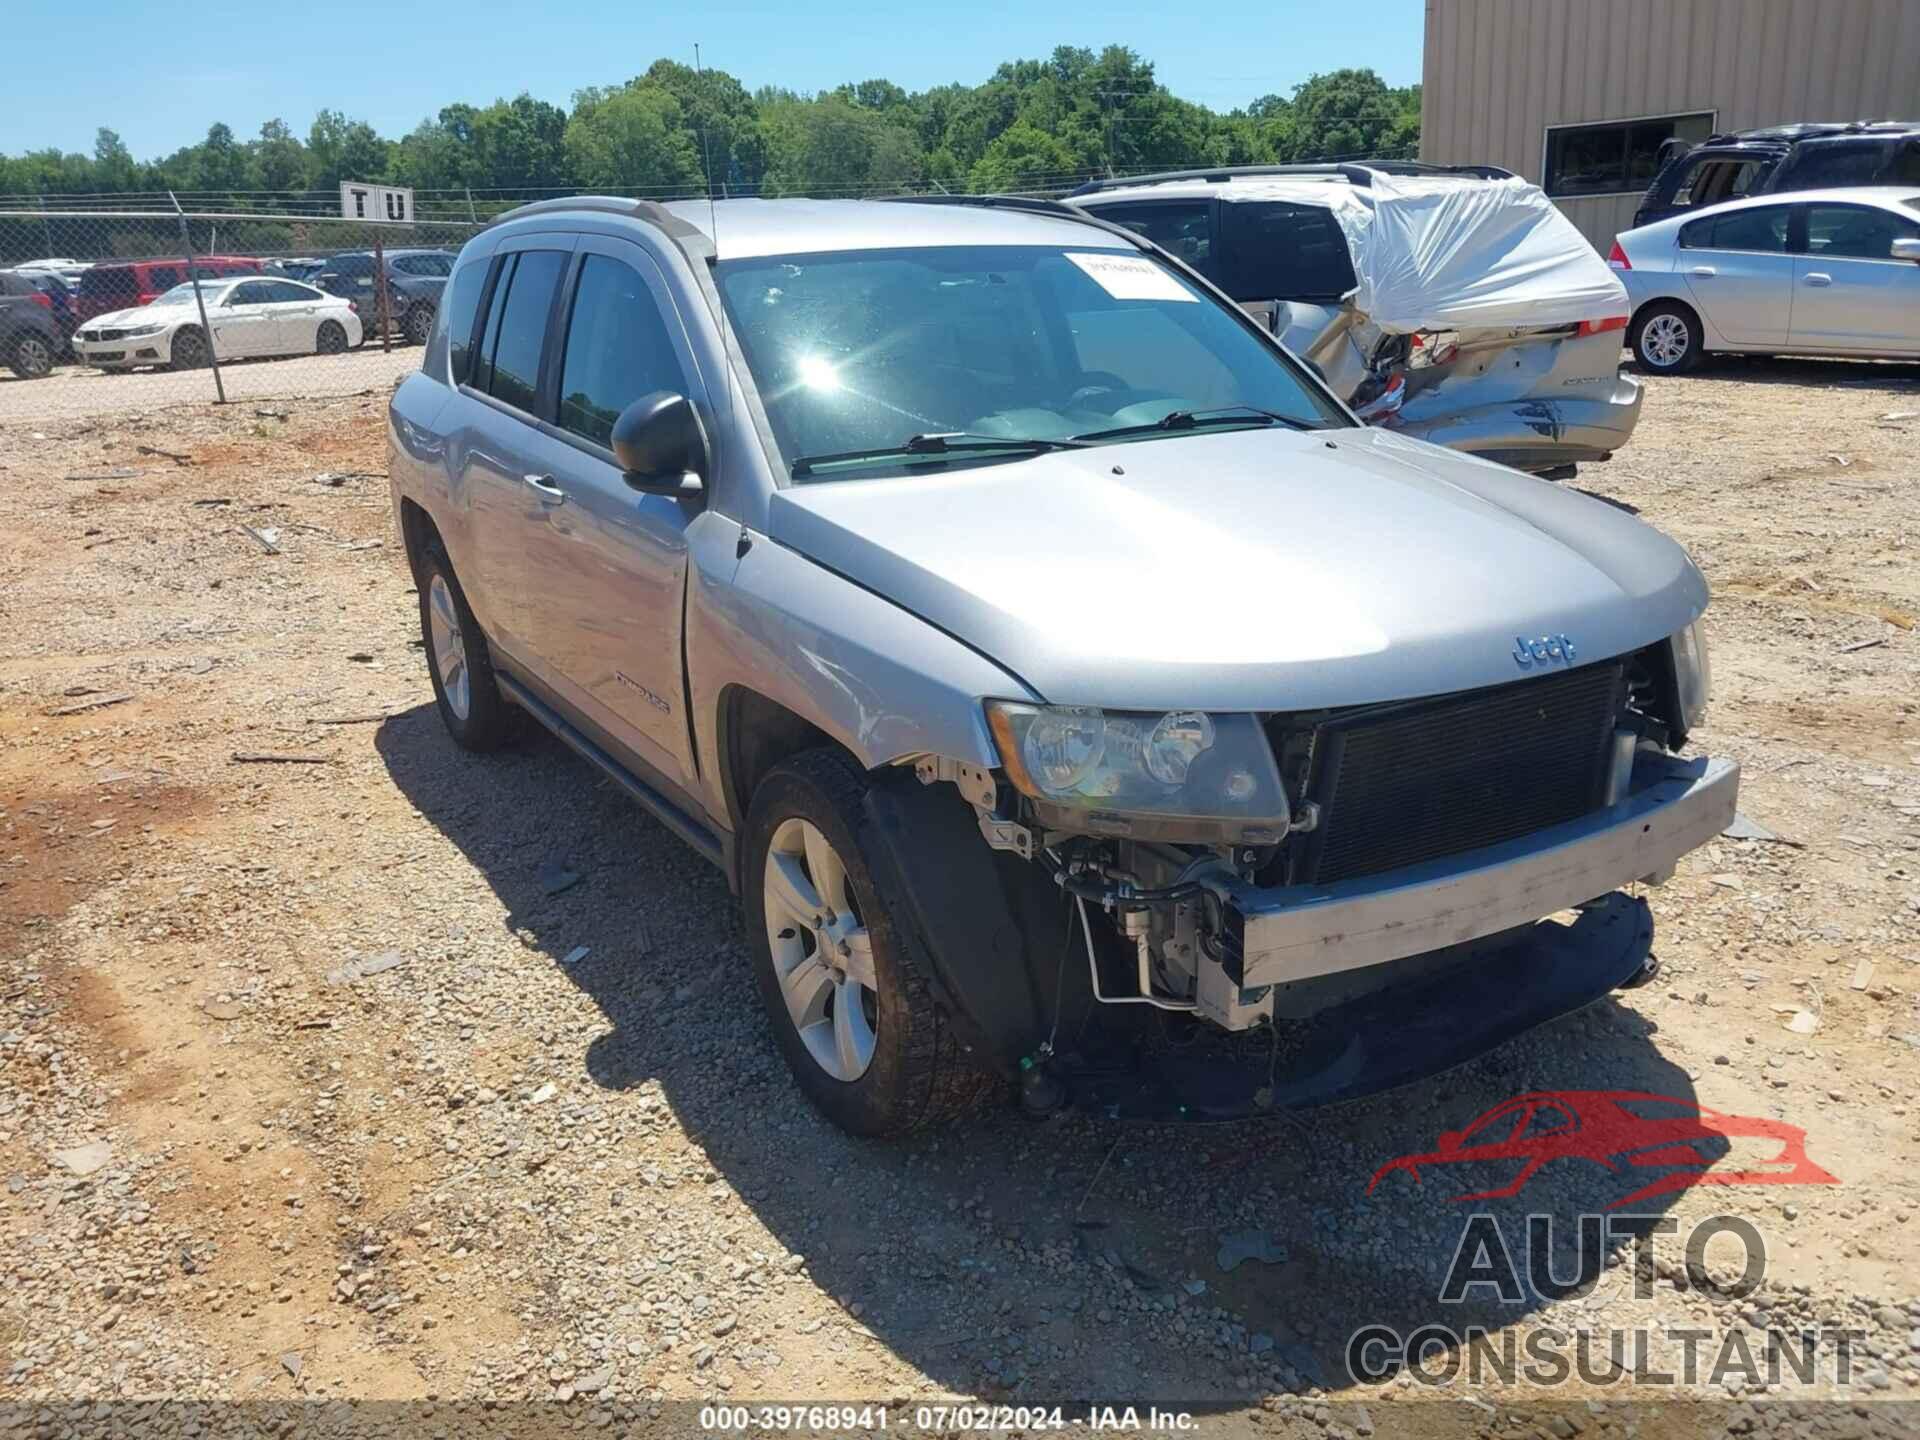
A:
[1284, 661, 1626, 887]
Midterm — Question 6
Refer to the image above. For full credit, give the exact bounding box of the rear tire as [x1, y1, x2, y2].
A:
[416, 546, 515, 752]
[315, 320, 347, 355]
[1630, 302, 1703, 373]
[743, 749, 999, 1137]
[168, 327, 209, 371]
[7, 333, 54, 379]
[402, 304, 433, 346]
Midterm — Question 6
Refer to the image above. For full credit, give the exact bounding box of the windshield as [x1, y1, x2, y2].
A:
[714, 244, 1345, 480]
[154, 282, 228, 305]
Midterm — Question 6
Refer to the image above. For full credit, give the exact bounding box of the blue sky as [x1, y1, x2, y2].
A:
[2, 0, 1425, 161]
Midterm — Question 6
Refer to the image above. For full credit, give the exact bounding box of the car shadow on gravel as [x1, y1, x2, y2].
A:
[378, 705, 1707, 1405]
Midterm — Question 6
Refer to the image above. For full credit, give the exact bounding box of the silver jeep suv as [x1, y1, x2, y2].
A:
[388, 194, 1737, 1135]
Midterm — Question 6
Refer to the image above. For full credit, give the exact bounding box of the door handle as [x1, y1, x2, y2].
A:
[1688, 266, 1717, 278]
[523, 473, 566, 505]
[1802, 272, 1833, 287]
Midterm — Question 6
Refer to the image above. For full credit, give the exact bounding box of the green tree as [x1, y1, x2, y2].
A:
[471, 94, 569, 191]
[251, 119, 308, 192]
[564, 85, 704, 192]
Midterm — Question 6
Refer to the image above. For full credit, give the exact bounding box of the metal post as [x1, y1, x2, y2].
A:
[372, 227, 392, 353]
[168, 191, 226, 404]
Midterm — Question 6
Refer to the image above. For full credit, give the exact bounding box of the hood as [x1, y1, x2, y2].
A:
[766, 426, 1707, 712]
[82, 306, 154, 329]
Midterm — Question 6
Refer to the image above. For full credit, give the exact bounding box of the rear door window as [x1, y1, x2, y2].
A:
[479, 249, 567, 414]
[1679, 206, 1790, 252]
[555, 254, 690, 448]
[145, 265, 183, 292]
[1217, 200, 1357, 301]
[228, 280, 273, 306]
[262, 280, 317, 303]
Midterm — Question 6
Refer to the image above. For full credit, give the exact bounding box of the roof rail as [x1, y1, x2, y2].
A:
[484, 194, 709, 244]
[1063, 160, 1516, 196]
[875, 192, 1090, 220]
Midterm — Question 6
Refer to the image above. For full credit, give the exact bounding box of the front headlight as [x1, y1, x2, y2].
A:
[985, 702, 1290, 838]
[1671, 619, 1711, 731]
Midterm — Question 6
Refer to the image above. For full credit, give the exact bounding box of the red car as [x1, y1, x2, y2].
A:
[1367, 1090, 1838, 1209]
[72, 255, 263, 324]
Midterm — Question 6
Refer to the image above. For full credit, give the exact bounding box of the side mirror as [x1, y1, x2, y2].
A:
[610, 391, 707, 496]
[1892, 237, 1920, 263]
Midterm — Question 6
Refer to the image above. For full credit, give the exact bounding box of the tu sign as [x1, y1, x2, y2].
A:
[339, 182, 414, 224]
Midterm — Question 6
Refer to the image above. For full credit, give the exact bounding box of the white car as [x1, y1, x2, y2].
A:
[71, 277, 364, 372]
[1613, 185, 1920, 371]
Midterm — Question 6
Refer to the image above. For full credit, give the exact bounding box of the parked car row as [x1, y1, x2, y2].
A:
[70, 276, 363, 371]
[387, 191, 1734, 1135]
[0, 246, 457, 378]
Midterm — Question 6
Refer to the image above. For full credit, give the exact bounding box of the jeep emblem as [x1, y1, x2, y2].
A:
[1513, 634, 1575, 669]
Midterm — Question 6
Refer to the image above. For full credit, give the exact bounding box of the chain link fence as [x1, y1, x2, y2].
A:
[1, 149, 1423, 424]
[0, 207, 486, 423]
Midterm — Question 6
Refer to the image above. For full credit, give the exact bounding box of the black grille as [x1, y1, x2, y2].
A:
[92, 329, 126, 341]
[1286, 662, 1625, 886]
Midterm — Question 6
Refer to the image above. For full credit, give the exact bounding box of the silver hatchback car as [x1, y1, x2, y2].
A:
[389, 195, 1736, 1135]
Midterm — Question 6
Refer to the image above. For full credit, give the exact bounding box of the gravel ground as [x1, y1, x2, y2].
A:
[0, 347, 420, 425]
[2, 357, 1918, 1434]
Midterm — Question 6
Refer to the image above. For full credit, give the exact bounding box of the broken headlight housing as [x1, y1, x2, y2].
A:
[985, 702, 1290, 842]
[1671, 618, 1711, 731]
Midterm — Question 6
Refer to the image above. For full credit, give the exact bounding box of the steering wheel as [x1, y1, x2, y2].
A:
[1068, 370, 1132, 406]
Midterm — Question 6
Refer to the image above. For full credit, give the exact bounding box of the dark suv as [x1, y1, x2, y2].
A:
[0, 270, 65, 378]
[311, 249, 452, 345]
[1635, 121, 1920, 228]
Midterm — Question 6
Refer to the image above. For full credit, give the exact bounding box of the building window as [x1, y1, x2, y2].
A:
[1543, 113, 1714, 198]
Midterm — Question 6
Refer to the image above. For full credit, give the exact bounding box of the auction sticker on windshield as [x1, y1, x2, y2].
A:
[1065, 251, 1196, 302]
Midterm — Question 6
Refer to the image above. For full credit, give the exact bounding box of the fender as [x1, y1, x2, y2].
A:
[683, 514, 1040, 827]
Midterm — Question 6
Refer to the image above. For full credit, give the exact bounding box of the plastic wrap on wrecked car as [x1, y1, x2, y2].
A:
[1306, 174, 1628, 335]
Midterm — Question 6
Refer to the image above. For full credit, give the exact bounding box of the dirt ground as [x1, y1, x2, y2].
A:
[2, 357, 1918, 1434]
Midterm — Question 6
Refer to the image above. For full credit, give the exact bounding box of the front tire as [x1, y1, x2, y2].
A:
[1631, 302, 1703, 373]
[416, 546, 514, 752]
[7, 333, 54, 379]
[744, 749, 997, 1137]
[168, 327, 209, 371]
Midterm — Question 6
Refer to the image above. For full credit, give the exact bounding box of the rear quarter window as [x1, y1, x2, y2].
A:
[442, 256, 490, 385]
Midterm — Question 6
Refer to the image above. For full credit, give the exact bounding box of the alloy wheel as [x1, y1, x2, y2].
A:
[761, 816, 878, 1082]
[14, 336, 53, 378]
[1642, 313, 1691, 368]
[427, 573, 470, 721]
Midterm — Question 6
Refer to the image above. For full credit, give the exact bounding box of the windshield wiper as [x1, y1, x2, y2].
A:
[1070, 405, 1319, 444]
[789, 431, 1088, 478]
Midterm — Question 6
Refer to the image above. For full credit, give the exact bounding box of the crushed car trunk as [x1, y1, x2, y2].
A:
[1080, 169, 1644, 474]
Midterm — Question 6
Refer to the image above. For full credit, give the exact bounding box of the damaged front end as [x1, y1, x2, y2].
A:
[879, 634, 1735, 1122]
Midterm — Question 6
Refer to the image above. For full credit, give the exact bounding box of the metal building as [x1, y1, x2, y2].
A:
[1419, 0, 1920, 249]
